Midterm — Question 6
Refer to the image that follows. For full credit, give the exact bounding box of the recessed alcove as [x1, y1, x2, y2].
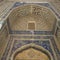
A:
[11, 44, 53, 60]
[0, 2, 60, 60]
[8, 4, 57, 31]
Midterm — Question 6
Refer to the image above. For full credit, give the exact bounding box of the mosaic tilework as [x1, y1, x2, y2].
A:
[10, 40, 55, 60]
[1, 2, 60, 60]
[1, 35, 60, 60]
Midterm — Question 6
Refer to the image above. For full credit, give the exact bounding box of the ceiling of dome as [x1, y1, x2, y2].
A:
[8, 4, 56, 31]
[0, 0, 60, 30]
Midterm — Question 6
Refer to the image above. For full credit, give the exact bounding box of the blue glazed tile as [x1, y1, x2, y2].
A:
[1, 2, 60, 60]
[12, 2, 26, 8]
[1, 35, 60, 60]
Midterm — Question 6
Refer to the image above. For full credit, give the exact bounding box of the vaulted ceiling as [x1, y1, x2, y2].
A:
[0, 0, 60, 30]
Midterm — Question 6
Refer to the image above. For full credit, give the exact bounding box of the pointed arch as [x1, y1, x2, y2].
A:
[11, 43, 53, 60]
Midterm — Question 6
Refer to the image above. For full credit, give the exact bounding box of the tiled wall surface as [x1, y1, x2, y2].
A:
[1, 35, 60, 60]
[0, 2, 60, 60]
